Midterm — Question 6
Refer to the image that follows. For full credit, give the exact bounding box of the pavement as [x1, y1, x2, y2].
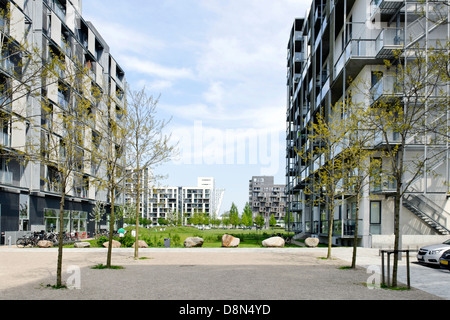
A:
[0, 246, 448, 301]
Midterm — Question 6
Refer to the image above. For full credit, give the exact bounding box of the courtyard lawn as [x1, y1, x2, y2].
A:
[83, 226, 298, 248]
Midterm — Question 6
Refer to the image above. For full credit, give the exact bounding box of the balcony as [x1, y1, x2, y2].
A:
[370, 75, 402, 105]
[370, 0, 404, 21]
[375, 28, 404, 59]
[289, 201, 302, 212]
[370, 174, 397, 194]
[373, 129, 401, 148]
[334, 39, 376, 81]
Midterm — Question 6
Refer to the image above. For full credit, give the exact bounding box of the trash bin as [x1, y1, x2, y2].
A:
[164, 238, 171, 248]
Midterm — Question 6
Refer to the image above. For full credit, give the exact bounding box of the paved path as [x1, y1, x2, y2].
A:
[0, 247, 448, 300]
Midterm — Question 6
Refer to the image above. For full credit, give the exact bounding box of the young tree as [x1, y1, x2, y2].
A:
[125, 87, 176, 259]
[363, 44, 449, 286]
[89, 80, 129, 268]
[269, 214, 277, 229]
[241, 202, 253, 228]
[254, 214, 265, 229]
[296, 103, 351, 259]
[90, 201, 106, 237]
[229, 203, 240, 228]
[26, 57, 94, 287]
[340, 102, 377, 269]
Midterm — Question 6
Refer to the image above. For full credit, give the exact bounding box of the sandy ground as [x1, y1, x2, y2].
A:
[0, 247, 446, 302]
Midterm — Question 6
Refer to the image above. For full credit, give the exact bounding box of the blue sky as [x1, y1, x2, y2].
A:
[83, 0, 310, 215]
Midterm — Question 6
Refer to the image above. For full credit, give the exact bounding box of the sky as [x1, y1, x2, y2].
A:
[83, 0, 310, 216]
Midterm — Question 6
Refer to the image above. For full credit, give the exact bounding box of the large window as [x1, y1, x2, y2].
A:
[370, 201, 382, 234]
[44, 208, 87, 233]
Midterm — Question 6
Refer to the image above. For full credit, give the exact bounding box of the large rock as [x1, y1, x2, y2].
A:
[305, 237, 320, 248]
[103, 240, 121, 248]
[74, 242, 91, 248]
[132, 240, 148, 248]
[184, 237, 204, 248]
[37, 240, 54, 248]
[262, 236, 285, 248]
[222, 234, 240, 248]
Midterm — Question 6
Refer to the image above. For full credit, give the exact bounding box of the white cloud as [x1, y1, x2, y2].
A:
[122, 56, 194, 81]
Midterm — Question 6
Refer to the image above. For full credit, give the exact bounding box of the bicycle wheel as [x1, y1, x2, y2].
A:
[16, 238, 26, 247]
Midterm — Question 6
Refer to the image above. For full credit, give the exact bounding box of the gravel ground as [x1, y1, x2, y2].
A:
[0, 247, 444, 301]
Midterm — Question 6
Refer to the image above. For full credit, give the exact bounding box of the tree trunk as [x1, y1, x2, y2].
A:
[134, 169, 140, 259]
[351, 190, 361, 269]
[327, 194, 335, 259]
[56, 187, 65, 287]
[392, 193, 401, 287]
[106, 190, 115, 268]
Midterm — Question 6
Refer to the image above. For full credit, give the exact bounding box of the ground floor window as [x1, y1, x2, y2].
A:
[370, 201, 382, 234]
[44, 208, 88, 233]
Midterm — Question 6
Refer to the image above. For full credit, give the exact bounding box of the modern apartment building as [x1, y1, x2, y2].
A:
[286, 0, 450, 248]
[249, 176, 287, 227]
[0, 0, 126, 239]
[132, 177, 224, 226]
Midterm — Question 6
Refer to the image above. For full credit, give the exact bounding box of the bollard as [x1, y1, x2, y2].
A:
[8, 236, 11, 248]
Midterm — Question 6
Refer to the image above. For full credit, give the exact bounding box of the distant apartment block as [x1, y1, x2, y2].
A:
[249, 176, 287, 226]
[128, 177, 224, 226]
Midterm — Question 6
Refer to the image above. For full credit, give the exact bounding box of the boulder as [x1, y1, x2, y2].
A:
[37, 240, 54, 248]
[184, 237, 204, 248]
[103, 240, 121, 248]
[222, 234, 240, 248]
[132, 240, 148, 248]
[262, 236, 285, 248]
[74, 242, 91, 248]
[305, 237, 320, 248]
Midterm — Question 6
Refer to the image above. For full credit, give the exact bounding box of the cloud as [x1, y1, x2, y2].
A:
[122, 56, 194, 81]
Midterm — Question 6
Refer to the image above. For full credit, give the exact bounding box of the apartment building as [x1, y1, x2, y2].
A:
[0, 0, 126, 239]
[249, 176, 287, 227]
[132, 177, 223, 226]
[286, 0, 450, 248]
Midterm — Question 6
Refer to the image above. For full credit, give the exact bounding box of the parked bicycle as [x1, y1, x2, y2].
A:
[16, 232, 41, 247]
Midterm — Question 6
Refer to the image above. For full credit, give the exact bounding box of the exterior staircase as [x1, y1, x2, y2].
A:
[403, 194, 450, 235]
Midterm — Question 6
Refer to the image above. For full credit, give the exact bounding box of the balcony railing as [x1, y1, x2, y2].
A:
[375, 28, 404, 58]
[334, 39, 376, 79]
[0, 169, 13, 184]
[370, 75, 402, 103]
[371, 174, 397, 194]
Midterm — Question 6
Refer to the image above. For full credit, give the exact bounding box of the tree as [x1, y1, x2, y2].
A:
[125, 87, 176, 259]
[362, 42, 449, 286]
[89, 80, 129, 268]
[241, 202, 253, 228]
[254, 214, 265, 229]
[221, 212, 230, 228]
[296, 103, 351, 259]
[340, 101, 377, 269]
[269, 214, 277, 229]
[90, 201, 106, 237]
[26, 56, 94, 287]
[229, 203, 240, 228]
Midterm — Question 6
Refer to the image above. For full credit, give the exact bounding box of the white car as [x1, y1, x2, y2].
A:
[417, 239, 450, 265]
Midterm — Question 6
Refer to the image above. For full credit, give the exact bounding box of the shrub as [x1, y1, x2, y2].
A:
[96, 236, 109, 247]
[119, 233, 135, 248]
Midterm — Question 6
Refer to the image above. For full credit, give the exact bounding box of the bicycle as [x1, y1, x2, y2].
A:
[16, 232, 40, 247]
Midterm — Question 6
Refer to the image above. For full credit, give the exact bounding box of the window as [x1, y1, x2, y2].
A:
[0, 156, 12, 184]
[370, 157, 382, 192]
[370, 201, 381, 234]
[0, 112, 11, 147]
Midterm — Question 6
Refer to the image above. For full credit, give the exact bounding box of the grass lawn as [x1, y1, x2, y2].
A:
[81, 226, 298, 248]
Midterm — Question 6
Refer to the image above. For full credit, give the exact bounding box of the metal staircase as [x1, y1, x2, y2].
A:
[403, 194, 450, 235]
